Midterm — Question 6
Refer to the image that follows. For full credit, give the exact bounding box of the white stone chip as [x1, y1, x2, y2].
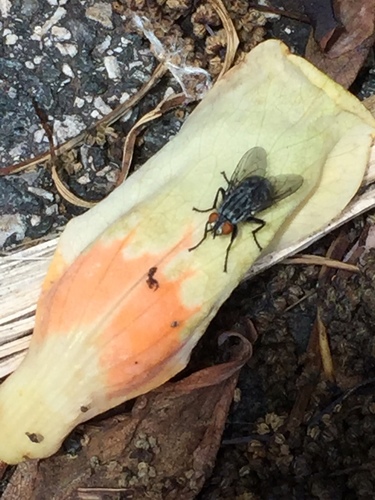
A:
[4, 33, 18, 45]
[77, 174, 90, 185]
[94, 96, 112, 115]
[45, 205, 58, 216]
[0, 0, 11, 18]
[120, 92, 130, 103]
[53, 115, 86, 143]
[33, 129, 46, 144]
[51, 26, 71, 41]
[74, 97, 85, 108]
[103, 55, 121, 80]
[28, 187, 55, 202]
[96, 35, 111, 54]
[56, 42, 78, 57]
[7, 87, 17, 98]
[62, 63, 74, 77]
[33, 7, 66, 37]
[120, 37, 130, 47]
[30, 214, 41, 227]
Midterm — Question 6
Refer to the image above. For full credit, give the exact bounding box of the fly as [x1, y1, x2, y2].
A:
[188, 146, 303, 272]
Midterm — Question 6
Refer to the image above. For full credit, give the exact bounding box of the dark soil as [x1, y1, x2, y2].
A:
[198, 229, 375, 499]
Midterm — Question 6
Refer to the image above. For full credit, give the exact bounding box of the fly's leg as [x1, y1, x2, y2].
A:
[223, 224, 238, 272]
[220, 171, 231, 186]
[192, 187, 226, 213]
[189, 221, 213, 252]
[248, 216, 266, 250]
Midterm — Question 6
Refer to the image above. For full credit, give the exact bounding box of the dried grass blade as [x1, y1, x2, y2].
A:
[209, 0, 239, 79]
[51, 165, 96, 209]
[119, 93, 186, 185]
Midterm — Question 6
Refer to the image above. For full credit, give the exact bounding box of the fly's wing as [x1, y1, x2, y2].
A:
[230, 146, 267, 185]
[269, 174, 304, 202]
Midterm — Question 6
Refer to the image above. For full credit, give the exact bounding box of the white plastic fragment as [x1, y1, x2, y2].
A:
[133, 14, 212, 100]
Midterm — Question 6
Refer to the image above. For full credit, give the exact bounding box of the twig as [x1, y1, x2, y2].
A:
[283, 254, 359, 273]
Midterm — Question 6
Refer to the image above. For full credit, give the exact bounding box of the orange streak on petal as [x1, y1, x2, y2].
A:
[33, 225, 200, 400]
[33, 230, 136, 341]
[100, 260, 198, 398]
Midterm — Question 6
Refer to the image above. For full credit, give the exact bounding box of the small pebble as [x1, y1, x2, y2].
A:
[5, 33, 18, 45]
[86, 2, 113, 29]
[56, 42, 78, 57]
[62, 63, 74, 77]
[51, 26, 71, 41]
[104, 55, 121, 80]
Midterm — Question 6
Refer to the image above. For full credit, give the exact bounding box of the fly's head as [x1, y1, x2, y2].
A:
[208, 212, 234, 238]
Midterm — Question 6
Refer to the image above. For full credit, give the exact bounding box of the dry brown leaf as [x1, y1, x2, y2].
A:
[328, 0, 375, 58]
[305, 31, 375, 88]
[305, 0, 375, 88]
[2, 336, 252, 500]
[1, 461, 39, 500]
[301, 0, 341, 50]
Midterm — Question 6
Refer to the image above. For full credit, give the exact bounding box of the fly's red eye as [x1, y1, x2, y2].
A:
[221, 222, 233, 235]
[208, 212, 219, 223]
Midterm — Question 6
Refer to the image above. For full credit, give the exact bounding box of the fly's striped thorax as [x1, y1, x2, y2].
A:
[218, 176, 273, 224]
